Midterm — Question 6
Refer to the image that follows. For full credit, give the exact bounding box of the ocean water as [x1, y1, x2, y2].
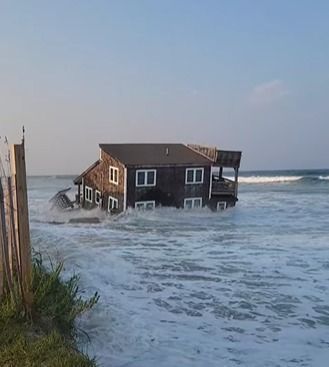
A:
[28, 170, 329, 367]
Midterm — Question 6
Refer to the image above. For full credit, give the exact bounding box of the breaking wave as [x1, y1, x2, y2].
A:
[237, 176, 302, 184]
[225, 175, 329, 184]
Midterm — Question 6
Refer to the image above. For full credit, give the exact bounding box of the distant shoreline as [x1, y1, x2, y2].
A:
[27, 167, 329, 178]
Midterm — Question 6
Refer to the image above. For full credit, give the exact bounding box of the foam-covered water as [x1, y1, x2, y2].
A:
[28, 170, 329, 367]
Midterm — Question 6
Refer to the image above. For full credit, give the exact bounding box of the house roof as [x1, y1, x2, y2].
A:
[74, 160, 100, 184]
[99, 144, 213, 166]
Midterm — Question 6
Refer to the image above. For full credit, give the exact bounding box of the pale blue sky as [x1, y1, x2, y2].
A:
[1, 0, 328, 174]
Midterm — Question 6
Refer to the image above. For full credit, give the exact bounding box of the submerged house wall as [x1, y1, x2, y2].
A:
[82, 150, 125, 212]
[126, 165, 211, 209]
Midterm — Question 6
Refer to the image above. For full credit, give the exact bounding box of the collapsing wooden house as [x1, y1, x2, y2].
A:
[74, 144, 242, 213]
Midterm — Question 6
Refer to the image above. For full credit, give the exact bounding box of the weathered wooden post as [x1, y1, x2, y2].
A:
[6, 176, 21, 286]
[0, 178, 14, 297]
[0, 179, 4, 299]
[234, 167, 239, 198]
[10, 141, 33, 311]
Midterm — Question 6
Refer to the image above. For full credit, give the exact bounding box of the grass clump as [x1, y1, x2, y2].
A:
[0, 255, 99, 367]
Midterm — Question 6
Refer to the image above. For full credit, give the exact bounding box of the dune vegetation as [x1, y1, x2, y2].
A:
[0, 255, 99, 367]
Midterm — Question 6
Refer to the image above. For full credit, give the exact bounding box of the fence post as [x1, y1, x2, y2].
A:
[11, 143, 33, 310]
[0, 179, 4, 299]
[7, 176, 22, 288]
[0, 178, 14, 296]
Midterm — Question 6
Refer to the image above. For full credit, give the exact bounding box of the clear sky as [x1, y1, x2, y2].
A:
[1, 0, 328, 174]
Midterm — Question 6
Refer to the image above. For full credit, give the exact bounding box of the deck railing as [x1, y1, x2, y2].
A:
[211, 177, 235, 195]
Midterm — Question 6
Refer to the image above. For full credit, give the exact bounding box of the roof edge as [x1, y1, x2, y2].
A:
[73, 160, 100, 184]
[186, 144, 217, 162]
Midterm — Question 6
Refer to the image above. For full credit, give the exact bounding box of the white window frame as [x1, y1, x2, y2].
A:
[108, 195, 119, 212]
[185, 168, 204, 184]
[136, 169, 157, 187]
[184, 197, 203, 209]
[109, 166, 119, 185]
[135, 200, 156, 210]
[217, 201, 227, 211]
[95, 190, 102, 206]
[85, 186, 93, 203]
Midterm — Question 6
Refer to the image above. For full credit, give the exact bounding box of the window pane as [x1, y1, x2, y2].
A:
[186, 170, 194, 183]
[146, 202, 154, 210]
[110, 168, 113, 181]
[147, 171, 155, 185]
[194, 199, 201, 208]
[136, 203, 144, 209]
[137, 171, 145, 185]
[114, 169, 118, 183]
[185, 199, 192, 209]
[195, 169, 203, 182]
[114, 200, 118, 209]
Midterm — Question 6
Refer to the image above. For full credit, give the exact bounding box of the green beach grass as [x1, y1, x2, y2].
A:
[0, 255, 99, 367]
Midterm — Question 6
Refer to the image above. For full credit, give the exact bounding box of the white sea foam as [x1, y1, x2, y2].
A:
[319, 175, 329, 180]
[28, 176, 329, 367]
[226, 175, 303, 184]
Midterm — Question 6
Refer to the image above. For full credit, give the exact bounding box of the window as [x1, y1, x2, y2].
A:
[109, 166, 119, 185]
[95, 190, 102, 206]
[217, 201, 227, 211]
[136, 170, 156, 187]
[135, 201, 155, 210]
[85, 186, 93, 203]
[184, 197, 202, 209]
[108, 196, 119, 212]
[185, 168, 204, 184]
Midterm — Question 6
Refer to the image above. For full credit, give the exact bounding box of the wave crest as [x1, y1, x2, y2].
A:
[228, 176, 302, 184]
[231, 175, 329, 184]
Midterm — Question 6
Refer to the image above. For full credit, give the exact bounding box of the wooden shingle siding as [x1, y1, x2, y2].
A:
[82, 150, 125, 212]
[126, 165, 211, 209]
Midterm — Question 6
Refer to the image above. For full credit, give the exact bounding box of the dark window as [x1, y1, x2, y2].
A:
[147, 171, 155, 185]
[137, 171, 145, 186]
[184, 197, 202, 209]
[108, 196, 118, 211]
[136, 170, 156, 187]
[186, 170, 194, 183]
[146, 202, 155, 210]
[135, 201, 155, 210]
[186, 168, 204, 184]
[195, 169, 203, 183]
[95, 190, 101, 205]
[109, 166, 119, 184]
[184, 199, 193, 209]
[194, 198, 202, 208]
